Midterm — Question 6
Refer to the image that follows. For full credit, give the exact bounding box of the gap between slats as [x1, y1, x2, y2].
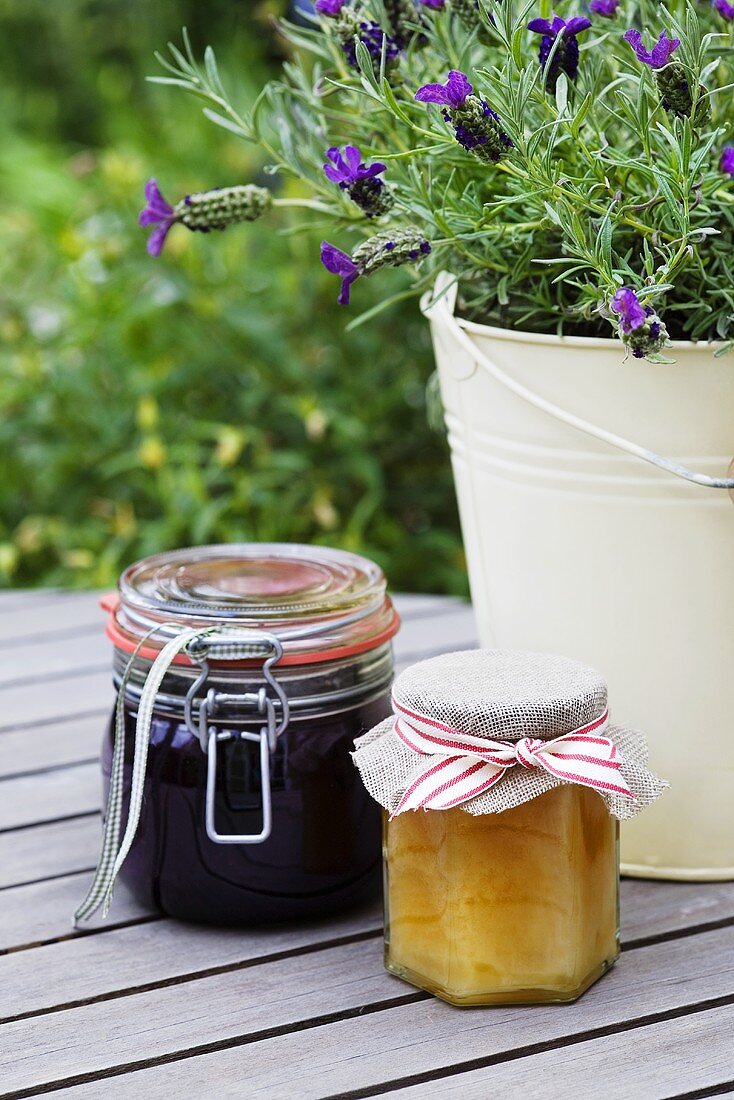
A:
[331, 1002, 734, 1100]
[3, 987, 734, 1100]
[669, 1083, 734, 1099]
[4, 901, 734, 1023]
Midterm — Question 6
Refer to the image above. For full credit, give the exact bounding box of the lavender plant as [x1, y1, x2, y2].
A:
[144, 1, 734, 360]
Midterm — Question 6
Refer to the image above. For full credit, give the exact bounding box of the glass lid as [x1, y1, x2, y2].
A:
[108, 543, 399, 665]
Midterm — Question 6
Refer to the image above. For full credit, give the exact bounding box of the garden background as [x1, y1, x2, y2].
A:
[0, 0, 466, 594]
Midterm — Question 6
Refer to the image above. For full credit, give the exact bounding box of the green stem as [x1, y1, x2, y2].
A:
[272, 198, 335, 213]
[495, 161, 676, 242]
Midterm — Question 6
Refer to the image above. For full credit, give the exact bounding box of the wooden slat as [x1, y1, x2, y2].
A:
[0, 762, 99, 831]
[389, 1006, 734, 1099]
[6, 798, 734, 932]
[0, 817, 99, 890]
[621, 877, 734, 943]
[16, 925, 734, 1098]
[1, 849, 732, 1015]
[0, 591, 66, 611]
[0, 670, 112, 732]
[0, 589, 728, 1099]
[0, 593, 104, 645]
[0, 901, 383, 1022]
[0, 595, 467, 690]
[0, 713, 104, 779]
[4, 767, 733, 950]
[0, 872, 155, 954]
[0, 592, 463, 652]
[0, 632, 108, 689]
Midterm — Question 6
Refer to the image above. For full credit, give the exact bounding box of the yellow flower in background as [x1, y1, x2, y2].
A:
[62, 548, 95, 570]
[139, 436, 166, 469]
[0, 544, 19, 577]
[136, 395, 160, 431]
[215, 427, 246, 466]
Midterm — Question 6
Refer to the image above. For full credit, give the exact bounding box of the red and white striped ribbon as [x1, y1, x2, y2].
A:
[391, 695, 635, 816]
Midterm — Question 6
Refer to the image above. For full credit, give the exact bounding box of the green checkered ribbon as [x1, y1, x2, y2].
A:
[74, 625, 274, 926]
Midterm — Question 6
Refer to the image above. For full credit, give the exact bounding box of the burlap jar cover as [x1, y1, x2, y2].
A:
[353, 649, 668, 819]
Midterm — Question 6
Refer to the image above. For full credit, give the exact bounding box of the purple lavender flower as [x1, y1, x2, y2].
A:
[321, 242, 361, 305]
[714, 0, 734, 18]
[342, 20, 402, 69]
[139, 179, 271, 256]
[624, 29, 709, 124]
[589, 0, 618, 16]
[721, 146, 734, 176]
[315, 0, 346, 14]
[418, 0, 446, 7]
[321, 228, 431, 305]
[415, 69, 473, 108]
[623, 29, 679, 68]
[323, 146, 386, 187]
[528, 14, 592, 93]
[611, 287, 647, 333]
[139, 179, 176, 257]
[611, 288, 669, 358]
[323, 146, 393, 217]
[416, 70, 513, 162]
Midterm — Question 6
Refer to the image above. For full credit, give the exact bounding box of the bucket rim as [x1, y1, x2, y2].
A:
[423, 272, 724, 354]
[459, 316, 721, 353]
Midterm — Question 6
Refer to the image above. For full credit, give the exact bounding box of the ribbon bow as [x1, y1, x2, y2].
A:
[391, 696, 634, 816]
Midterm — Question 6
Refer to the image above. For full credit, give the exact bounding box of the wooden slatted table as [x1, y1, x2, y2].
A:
[0, 589, 732, 1099]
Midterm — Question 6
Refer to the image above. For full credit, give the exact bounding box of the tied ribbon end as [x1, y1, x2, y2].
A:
[390, 701, 631, 812]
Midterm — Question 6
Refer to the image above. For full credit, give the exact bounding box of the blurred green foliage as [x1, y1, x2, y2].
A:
[0, 0, 466, 593]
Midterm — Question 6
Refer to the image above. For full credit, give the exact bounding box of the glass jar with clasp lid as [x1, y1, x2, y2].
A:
[74, 543, 399, 926]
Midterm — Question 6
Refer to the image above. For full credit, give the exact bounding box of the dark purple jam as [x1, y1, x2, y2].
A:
[102, 691, 389, 924]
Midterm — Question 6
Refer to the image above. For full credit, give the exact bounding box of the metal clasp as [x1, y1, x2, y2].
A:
[201, 700, 274, 845]
[183, 633, 289, 845]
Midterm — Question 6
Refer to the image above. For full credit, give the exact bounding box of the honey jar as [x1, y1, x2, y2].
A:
[354, 649, 667, 1005]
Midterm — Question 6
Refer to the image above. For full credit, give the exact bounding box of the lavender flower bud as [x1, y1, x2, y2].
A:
[338, 15, 403, 70]
[415, 72, 513, 162]
[451, 0, 482, 23]
[352, 227, 432, 276]
[624, 30, 709, 127]
[620, 309, 670, 359]
[321, 228, 431, 304]
[449, 95, 514, 161]
[139, 179, 272, 256]
[323, 145, 394, 218]
[350, 177, 394, 217]
[175, 185, 272, 233]
[654, 65, 710, 127]
[384, 0, 425, 45]
[611, 287, 669, 359]
[528, 16, 592, 94]
[315, 0, 347, 13]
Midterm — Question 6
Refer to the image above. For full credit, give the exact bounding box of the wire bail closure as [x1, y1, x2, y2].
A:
[184, 631, 290, 845]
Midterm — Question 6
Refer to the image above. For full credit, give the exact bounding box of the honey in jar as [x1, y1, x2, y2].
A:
[355, 649, 667, 1005]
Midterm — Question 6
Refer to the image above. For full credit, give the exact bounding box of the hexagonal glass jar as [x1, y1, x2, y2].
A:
[383, 786, 620, 1005]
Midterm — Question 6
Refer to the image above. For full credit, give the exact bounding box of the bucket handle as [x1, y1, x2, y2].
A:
[422, 272, 734, 491]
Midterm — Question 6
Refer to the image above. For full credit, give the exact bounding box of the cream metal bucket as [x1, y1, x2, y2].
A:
[423, 272, 734, 880]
